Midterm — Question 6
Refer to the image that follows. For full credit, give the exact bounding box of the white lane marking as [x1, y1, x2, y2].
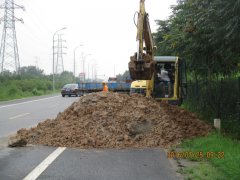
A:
[9, 113, 30, 120]
[0, 95, 59, 109]
[23, 147, 66, 180]
[48, 104, 59, 108]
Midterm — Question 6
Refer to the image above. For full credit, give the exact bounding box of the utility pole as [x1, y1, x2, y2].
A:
[81, 53, 91, 82]
[81, 52, 85, 82]
[94, 62, 98, 81]
[55, 34, 66, 74]
[34, 56, 39, 68]
[114, 65, 115, 77]
[73, 44, 83, 79]
[0, 0, 25, 74]
[87, 58, 94, 81]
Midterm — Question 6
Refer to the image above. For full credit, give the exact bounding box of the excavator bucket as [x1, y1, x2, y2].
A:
[128, 54, 155, 80]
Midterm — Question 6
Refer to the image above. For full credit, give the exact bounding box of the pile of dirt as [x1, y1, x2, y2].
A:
[13, 92, 211, 148]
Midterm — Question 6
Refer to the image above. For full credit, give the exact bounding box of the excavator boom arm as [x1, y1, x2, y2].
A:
[129, 0, 155, 80]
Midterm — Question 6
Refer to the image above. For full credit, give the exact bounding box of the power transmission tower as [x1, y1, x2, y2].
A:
[55, 34, 66, 74]
[0, 0, 24, 74]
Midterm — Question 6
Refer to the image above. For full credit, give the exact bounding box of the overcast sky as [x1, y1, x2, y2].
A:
[0, 0, 176, 80]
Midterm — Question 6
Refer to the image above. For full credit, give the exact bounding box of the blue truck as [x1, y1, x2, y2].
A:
[77, 82, 131, 95]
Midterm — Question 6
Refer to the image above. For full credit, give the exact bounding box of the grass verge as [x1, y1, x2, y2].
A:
[0, 90, 59, 102]
[179, 132, 240, 179]
[178, 161, 225, 180]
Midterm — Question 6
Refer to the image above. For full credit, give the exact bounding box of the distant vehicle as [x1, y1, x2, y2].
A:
[61, 84, 80, 97]
[108, 77, 117, 82]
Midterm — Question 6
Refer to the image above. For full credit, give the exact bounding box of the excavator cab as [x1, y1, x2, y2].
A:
[152, 56, 187, 105]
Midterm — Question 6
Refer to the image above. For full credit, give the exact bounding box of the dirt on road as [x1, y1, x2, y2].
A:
[12, 92, 211, 148]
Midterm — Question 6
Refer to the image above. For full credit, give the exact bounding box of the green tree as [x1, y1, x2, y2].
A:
[55, 71, 74, 88]
[20, 66, 44, 78]
[153, 0, 240, 78]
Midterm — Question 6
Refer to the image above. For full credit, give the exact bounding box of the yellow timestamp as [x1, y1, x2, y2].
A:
[167, 151, 224, 159]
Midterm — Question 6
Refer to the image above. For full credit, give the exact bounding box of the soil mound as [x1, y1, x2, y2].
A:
[14, 92, 211, 148]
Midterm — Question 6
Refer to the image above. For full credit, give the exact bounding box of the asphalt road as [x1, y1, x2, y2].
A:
[0, 95, 180, 180]
[0, 146, 179, 180]
[0, 95, 78, 137]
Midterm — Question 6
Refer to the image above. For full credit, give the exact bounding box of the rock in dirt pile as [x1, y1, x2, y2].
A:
[13, 92, 211, 148]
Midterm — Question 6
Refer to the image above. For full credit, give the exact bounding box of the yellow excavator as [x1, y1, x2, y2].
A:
[129, 0, 187, 105]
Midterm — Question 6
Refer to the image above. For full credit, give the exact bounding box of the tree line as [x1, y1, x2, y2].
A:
[153, 0, 240, 79]
[0, 66, 75, 101]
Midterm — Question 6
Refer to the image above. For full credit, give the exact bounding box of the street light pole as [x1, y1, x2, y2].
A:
[87, 58, 95, 81]
[52, 27, 66, 92]
[73, 44, 83, 82]
[81, 53, 91, 82]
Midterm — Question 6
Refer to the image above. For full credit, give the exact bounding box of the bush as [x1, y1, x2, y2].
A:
[7, 85, 22, 97]
[0, 77, 52, 101]
[32, 88, 42, 96]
